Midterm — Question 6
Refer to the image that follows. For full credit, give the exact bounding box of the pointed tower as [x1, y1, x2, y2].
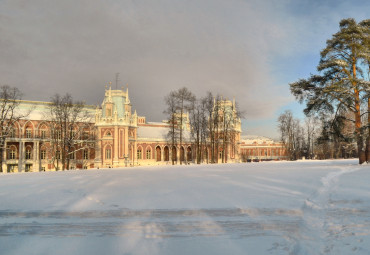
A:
[95, 84, 138, 168]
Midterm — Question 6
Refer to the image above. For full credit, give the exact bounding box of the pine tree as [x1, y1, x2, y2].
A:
[290, 18, 370, 164]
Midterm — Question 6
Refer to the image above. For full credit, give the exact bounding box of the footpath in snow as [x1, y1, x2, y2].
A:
[0, 159, 369, 255]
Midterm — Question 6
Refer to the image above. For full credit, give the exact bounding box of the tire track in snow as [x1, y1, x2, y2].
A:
[290, 166, 363, 254]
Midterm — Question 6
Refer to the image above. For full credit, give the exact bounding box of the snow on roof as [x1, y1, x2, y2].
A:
[137, 125, 168, 141]
[137, 123, 191, 142]
[17, 100, 96, 122]
[241, 135, 276, 144]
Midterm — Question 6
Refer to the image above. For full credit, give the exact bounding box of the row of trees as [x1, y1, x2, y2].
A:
[290, 18, 370, 164]
[164, 87, 242, 165]
[278, 110, 357, 161]
[0, 85, 94, 171]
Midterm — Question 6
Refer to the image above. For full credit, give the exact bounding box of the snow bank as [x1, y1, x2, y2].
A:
[1, 159, 369, 255]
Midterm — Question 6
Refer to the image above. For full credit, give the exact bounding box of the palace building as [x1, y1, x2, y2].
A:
[0, 87, 286, 173]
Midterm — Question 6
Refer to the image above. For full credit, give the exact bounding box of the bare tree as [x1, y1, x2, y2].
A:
[47, 93, 92, 170]
[203, 92, 217, 163]
[304, 115, 319, 159]
[0, 86, 31, 172]
[189, 97, 208, 164]
[173, 87, 195, 165]
[164, 91, 179, 165]
[278, 110, 305, 160]
[218, 98, 243, 163]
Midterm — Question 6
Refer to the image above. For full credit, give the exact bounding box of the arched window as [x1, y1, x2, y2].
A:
[164, 146, 169, 161]
[25, 147, 32, 160]
[39, 124, 48, 139]
[8, 146, 16, 159]
[156, 146, 161, 161]
[55, 130, 61, 140]
[26, 128, 32, 138]
[40, 149, 46, 160]
[83, 149, 89, 160]
[137, 148, 142, 159]
[146, 148, 151, 159]
[105, 147, 111, 159]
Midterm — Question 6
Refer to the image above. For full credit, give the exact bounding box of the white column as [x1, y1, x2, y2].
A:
[2, 141, 7, 173]
[18, 141, 24, 172]
[33, 141, 39, 172]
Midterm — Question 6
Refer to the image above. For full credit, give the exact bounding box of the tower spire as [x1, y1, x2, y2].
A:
[126, 85, 130, 104]
[115, 73, 120, 90]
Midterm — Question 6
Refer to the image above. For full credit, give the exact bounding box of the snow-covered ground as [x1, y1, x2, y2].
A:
[0, 159, 369, 254]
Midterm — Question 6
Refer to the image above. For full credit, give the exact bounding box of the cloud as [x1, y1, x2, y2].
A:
[0, 0, 369, 124]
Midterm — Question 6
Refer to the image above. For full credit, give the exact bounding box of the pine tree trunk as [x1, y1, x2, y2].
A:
[366, 98, 370, 163]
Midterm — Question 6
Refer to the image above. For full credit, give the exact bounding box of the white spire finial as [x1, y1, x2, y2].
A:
[126, 86, 130, 104]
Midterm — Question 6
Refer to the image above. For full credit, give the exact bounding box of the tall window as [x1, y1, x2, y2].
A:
[146, 149, 151, 159]
[40, 150, 46, 160]
[8, 148, 16, 159]
[25, 148, 32, 159]
[69, 151, 75, 159]
[9, 128, 15, 138]
[83, 149, 89, 160]
[56, 150, 61, 160]
[55, 130, 61, 140]
[137, 149, 142, 159]
[40, 130, 46, 139]
[26, 129, 32, 138]
[106, 148, 111, 159]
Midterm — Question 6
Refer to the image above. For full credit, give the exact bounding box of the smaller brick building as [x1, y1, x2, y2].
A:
[239, 135, 287, 162]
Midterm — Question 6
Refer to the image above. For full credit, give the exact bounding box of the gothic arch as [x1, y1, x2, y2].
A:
[23, 120, 35, 138]
[38, 122, 49, 138]
[104, 129, 113, 137]
[103, 144, 113, 162]
[145, 145, 152, 160]
[137, 145, 143, 160]
[187, 146, 192, 162]
[7, 145, 17, 159]
[156, 146, 161, 161]
[25, 145, 33, 160]
[180, 146, 185, 162]
[172, 146, 177, 162]
[164, 146, 169, 161]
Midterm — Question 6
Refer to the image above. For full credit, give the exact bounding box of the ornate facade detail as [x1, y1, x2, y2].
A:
[0, 86, 285, 173]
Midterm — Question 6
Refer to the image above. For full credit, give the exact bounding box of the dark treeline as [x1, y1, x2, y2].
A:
[278, 110, 357, 161]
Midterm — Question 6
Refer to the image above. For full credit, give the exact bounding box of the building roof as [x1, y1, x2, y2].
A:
[17, 100, 96, 122]
[137, 123, 191, 142]
[240, 135, 276, 145]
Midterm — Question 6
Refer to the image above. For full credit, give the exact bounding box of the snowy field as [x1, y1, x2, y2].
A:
[0, 159, 370, 255]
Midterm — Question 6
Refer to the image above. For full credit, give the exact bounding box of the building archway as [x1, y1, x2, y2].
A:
[156, 146, 161, 161]
[180, 146, 185, 162]
[164, 146, 169, 161]
[187, 146, 192, 162]
[172, 146, 177, 162]
[137, 146, 143, 160]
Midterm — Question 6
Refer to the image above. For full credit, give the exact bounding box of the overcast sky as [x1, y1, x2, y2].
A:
[1, 0, 369, 139]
